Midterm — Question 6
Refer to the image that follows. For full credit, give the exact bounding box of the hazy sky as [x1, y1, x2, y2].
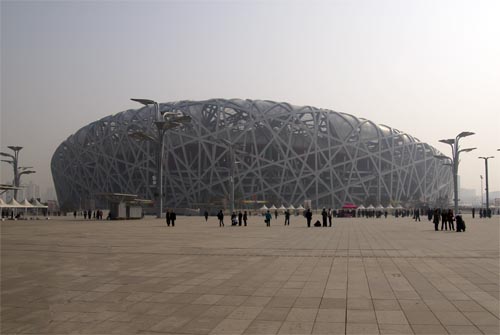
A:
[1, 0, 499, 197]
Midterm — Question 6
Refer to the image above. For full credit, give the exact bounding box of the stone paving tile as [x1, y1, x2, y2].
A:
[243, 320, 283, 334]
[277, 321, 314, 334]
[1, 215, 499, 334]
[311, 321, 345, 334]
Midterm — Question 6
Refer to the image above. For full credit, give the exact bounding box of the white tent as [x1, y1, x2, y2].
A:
[7, 199, 23, 208]
[288, 204, 295, 210]
[357, 205, 366, 210]
[395, 205, 404, 210]
[0, 198, 7, 208]
[259, 205, 268, 213]
[30, 199, 48, 208]
[375, 204, 385, 210]
[296, 205, 305, 214]
[269, 205, 277, 210]
[278, 205, 286, 213]
[386, 204, 394, 209]
[19, 199, 34, 208]
[366, 204, 375, 210]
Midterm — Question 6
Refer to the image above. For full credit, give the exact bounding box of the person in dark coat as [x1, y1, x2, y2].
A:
[447, 209, 455, 231]
[441, 210, 448, 230]
[265, 210, 272, 227]
[204, 210, 209, 222]
[328, 208, 333, 227]
[321, 208, 327, 227]
[243, 211, 248, 226]
[456, 212, 466, 232]
[170, 210, 176, 227]
[305, 208, 312, 228]
[238, 211, 243, 226]
[433, 209, 440, 231]
[217, 210, 224, 227]
[166, 210, 171, 226]
[284, 210, 290, 225]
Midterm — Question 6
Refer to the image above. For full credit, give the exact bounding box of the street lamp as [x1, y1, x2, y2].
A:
[130, 99, 191, 218]
[435, 131, 476, 215]
[0, 146, 36, 200]
[478, 156, 494, 217]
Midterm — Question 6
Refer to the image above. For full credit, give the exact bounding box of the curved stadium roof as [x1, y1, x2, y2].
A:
[51, 99, 452, 211]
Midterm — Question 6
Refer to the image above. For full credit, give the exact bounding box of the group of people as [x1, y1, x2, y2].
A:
[213, 209, 300, 227]
[472, 207, 494, 218]
[73, 209, 104, 220]
[431, 208, 466, 232]
[304, 208, 334, 227]
[165, 209, 177, 226]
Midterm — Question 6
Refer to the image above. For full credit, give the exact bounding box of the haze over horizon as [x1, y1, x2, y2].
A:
[1, 0, 499, 200]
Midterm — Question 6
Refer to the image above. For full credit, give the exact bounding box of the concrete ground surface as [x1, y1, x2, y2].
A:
[1, 214, 499, 335]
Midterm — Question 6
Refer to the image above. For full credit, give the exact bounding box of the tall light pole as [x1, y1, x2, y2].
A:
[130, 99, 191, 218]
[435, 131, 476, 215]
[478, 156, 494, 217]
[480, 175, 483, 207]
[0, 146, 36, 200]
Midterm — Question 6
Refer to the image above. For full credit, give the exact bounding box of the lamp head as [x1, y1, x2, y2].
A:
[7, 146, 23, 151]
[460, 147, 476, 153]
[457, 131, 475, 138]
[0, 152, 14, 159]
[131, 98, 156, 106]
[439, 139, 455, 145]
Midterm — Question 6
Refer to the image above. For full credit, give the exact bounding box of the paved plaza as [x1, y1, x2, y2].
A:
[1, 214, 499, 334]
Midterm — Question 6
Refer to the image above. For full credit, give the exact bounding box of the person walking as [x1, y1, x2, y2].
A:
[305, 208, 312, 228]
[166, 210, 171, 226]
[204, 210, 209, 222]
[73, 211, 77, 219]
[441, 209, 448, 230]
[238, 211, 243, 226]
[274, 210, 278, 220]
[217, 210, 224, 227]
[328, 208, 333, 227]
[447, 209, 455, 231]
[414, 209, 421, 222]
[265, 210, 272, 227]
[472, 207, 475, 218]
[284, 209, 290, 225]
[433, 209, 440, 231]
[321, 208, 327, 227]
[243, 211, 248, 226]
[170, 210, 176, 227]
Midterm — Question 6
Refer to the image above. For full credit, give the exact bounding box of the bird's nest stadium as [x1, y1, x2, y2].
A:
[51, 99, 452, 212]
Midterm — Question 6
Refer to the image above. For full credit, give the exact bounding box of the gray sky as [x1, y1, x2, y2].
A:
[1, 0, 499, 197]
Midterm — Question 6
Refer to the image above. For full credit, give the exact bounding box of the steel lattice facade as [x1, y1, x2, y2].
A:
[51, 99, 452, 211]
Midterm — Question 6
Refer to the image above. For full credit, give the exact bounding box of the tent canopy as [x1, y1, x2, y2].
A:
[357, 205, 366, 210]
[7, 199, 23, 208]
[366, 204, 375, 209]
[342, 203, 357, 209]
[19, 199, 34, 208]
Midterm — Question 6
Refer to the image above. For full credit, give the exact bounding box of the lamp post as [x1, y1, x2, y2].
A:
[130, 99, 191, 218]
[480, 175, 483, 207]
[478, 156, 494, 217]
[435, 131, 476, 215]
[0, 146, 36, 200]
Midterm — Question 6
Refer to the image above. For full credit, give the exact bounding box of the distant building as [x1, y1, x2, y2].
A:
[51, 99, 453, 211]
